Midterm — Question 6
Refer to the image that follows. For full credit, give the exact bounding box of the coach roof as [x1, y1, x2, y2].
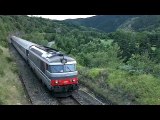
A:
[11, 36, 37, 50]
[29, 45, 76, 64]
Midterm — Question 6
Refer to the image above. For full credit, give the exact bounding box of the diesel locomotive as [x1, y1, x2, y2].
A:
[10, 36, 79, 94]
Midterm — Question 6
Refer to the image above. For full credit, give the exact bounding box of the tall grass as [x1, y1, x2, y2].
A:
[0, 46, 29, 104]
[78, 64, 160, 105]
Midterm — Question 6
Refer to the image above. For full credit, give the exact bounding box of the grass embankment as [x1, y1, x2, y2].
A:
[78, 64, 160, 105]
[0, 46, 29, 105]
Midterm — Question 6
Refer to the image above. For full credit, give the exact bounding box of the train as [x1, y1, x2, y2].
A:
[10, 36, 79, 95]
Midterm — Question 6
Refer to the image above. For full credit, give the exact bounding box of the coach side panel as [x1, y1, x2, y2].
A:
[11, 37, 28, 61]
[28, 51, 52, 90]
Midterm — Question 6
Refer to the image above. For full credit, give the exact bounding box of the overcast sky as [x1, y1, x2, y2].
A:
[28, 15, 95, 20]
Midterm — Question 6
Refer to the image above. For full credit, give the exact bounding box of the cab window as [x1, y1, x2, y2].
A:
[48, 65, 64, 73]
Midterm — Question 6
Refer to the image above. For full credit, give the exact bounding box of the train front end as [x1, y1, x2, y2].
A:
[46, 55, 79, 93]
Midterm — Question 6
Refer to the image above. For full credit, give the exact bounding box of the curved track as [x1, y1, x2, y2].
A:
[9, 43, 109, 105]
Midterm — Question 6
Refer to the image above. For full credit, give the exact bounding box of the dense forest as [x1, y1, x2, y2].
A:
[65, 15, 160, 32]
[1, 15, 160, 104]
[65, 15, 137, 32]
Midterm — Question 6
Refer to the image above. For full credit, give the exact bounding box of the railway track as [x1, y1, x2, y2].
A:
[71, 90, 106, 105]
[56, 95, 82, 105]
[9, 43, 110, 105]
[78, 85, 113, 105]
[79, 89, 105, 105]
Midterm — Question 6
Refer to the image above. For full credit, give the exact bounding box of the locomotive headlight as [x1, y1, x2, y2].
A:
[55, 80, 58, 84]
[72, 79, 75, 82]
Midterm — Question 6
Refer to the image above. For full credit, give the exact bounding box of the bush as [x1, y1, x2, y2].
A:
[152, 64, 160, 77]
[11, 63, 18, 74]
[0, 40, 8, 48]
[118, 65, 133, 72]
[77, 64, 89, 77]
[76, 43, 123, 69]
[0, 69, 4, 77]
[0, 48, 3, 55]
[106, 67, 160, 104]
[88, 68, 102, 79]
[0, 65, 5, 77]
[5, 56, 13, 63]
[118, 65, 144, 75]
[88, 68, 108, 79]
[127, 52, 155, 74]
[0, 100, 4, 104]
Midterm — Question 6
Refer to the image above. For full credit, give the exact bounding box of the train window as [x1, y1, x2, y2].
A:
[65, 64, 75, 72]
[45, 64, 48, 70]
[26, 50, 29, 56]
[48, 64, 76, 73]
[48, 65, 64, 73]
[40, 61, 45, 73]
[29, 52, 40, 67]
[36, 58, 40, 68]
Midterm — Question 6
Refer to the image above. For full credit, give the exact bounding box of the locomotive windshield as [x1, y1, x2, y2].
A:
[48, 64, 76, 73]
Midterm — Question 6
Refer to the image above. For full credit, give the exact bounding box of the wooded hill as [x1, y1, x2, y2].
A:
[1, 15, 160, 104]
[65, 15, 160, 32]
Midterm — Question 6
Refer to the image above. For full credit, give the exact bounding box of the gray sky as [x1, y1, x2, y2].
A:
[28, 15, 95, 20]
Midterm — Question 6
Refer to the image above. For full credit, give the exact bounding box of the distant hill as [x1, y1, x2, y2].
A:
[65, 15, 160, 32]
[119, 15, 160, 31]
[64, 15, 138, 32]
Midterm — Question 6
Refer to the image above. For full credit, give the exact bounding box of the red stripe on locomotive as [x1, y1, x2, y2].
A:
[51, 77, 78, 86]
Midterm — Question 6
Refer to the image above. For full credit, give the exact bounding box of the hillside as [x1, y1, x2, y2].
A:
[64, 15, 138, 32]
[119, 15, 160, 31]
[65, 15, 160, 32]
[0, 46, 29, 104]
[1, 15, 160, 104]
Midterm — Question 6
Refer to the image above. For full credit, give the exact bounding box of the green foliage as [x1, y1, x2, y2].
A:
[0, 67, 5, 77]
[107, 68, 160, 104]
[128, 15, 160, 31]
[1, 15, 160, 104]
[0, 46, 28, 104]
[79, 65, 160, 104]
[11, 63, 18, 74]
[44, 33, 56, 42]
[127, 52, 155, 74]
[0, 48, 3, 55]
[153, 48, 160, 62]
[152, 64, 160, 77]
[118, 65, 137, 75]
[109, 30, 137, 61]
[5, 56, 13, 63]
[69, 15, 160, 33]
[88, 68, 105, 79]
[65, 15, 137, 32]
[109, 30, 158, 63]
